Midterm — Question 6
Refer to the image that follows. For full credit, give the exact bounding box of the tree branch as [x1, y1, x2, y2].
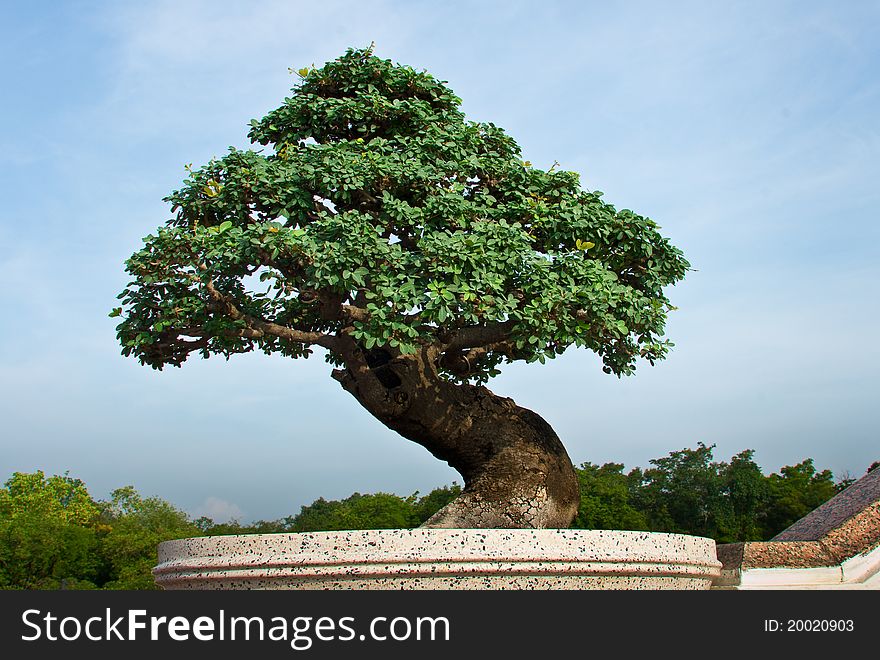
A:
[329, 333, 397, 417]
[341, 304, 369, 322]
[439, 340, 524, 377]
[204, 281, 338, 349]
[443, 320, 515, 352]
[254, 249, 369, 325]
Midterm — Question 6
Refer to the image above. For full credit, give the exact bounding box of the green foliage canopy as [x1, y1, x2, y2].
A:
[0, 472, 104, 589]
[573, 462, 648, 531]
[572, 445, 843, 543]
[99, 486, 202, 590]
[760, 459, 838, 537]
[628, 444, 770, 542]
[0, 472, 459, 590]
[289, 486, 461, 532]
[0, 474, 198, 590]
[116, 47, 689, 381]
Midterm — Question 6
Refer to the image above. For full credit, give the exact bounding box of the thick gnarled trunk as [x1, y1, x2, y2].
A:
[331, 345, 579, 529]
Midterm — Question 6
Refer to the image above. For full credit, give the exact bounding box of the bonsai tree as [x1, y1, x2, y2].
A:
[114, 47, 689, 529]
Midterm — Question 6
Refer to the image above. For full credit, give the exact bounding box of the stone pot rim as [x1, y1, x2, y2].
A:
[154, 529, 721, 590]
[157, 528, 720, 566]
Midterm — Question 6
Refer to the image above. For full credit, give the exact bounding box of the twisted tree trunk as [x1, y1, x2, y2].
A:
[331, 343, 579, 528]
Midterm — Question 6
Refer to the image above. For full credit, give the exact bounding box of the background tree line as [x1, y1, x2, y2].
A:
[1, 444, 875, 589]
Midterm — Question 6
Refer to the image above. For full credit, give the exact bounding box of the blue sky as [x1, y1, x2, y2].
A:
[1, 1, 877, 523]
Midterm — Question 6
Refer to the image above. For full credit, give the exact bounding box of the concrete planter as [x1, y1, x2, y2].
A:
[154, 529, 720, 590]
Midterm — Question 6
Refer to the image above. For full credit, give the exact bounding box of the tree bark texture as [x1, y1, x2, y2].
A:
[331, 344, 579, 529]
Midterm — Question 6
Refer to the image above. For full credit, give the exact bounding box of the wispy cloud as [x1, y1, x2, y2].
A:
[193, 496, 244, 523]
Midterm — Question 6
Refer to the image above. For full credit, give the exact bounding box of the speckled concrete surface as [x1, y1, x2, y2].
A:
[154, 529, 721, 590]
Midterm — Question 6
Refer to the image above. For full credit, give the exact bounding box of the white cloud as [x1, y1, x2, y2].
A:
[193, 496, 244, 523]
